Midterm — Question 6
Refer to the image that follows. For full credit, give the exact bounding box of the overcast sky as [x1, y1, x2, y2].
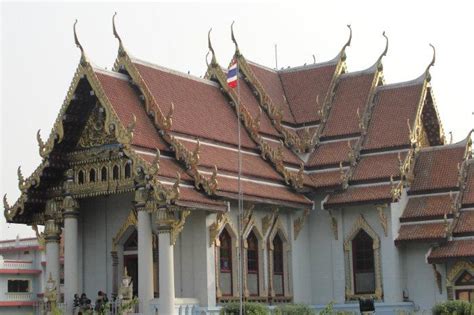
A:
[1, 1, 473, 240]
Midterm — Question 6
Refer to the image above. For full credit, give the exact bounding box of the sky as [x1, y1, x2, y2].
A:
[1, 1, 473, 240]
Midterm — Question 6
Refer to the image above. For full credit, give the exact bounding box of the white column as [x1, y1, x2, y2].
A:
[45, 219, 61, 302]
[138, 209, 154, 313]
[159, 230, 175, 315]
[63, 205, 79, 312]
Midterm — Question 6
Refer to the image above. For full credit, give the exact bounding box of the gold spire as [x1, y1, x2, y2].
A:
[339, 24, 352, 61]
[375, 31, 389, 70]
[73, 19, 86, 63]
[208, 28, 217, 66]
[231, 21, 240, 56]
[425, 44, 436, 82]
[113, 12, 125, 55]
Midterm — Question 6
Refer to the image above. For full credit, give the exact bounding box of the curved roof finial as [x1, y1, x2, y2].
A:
[425, 43, 436, 81]
[112, 12, 124, 52]
[339, 24, 352, 60]
[208, 28, 217, 66]
[231, 21, 240, 56]
[73, 19, 85, 57]
[375, 31, 389, 69]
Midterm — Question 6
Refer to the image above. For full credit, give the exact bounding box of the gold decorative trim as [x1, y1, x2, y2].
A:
[328, 209, 338, 240]
[432, 264, 442, 294]
[376, 205, 388, 237]
[293, 209, 310, 240]
[209, 212, 229, 246]
[112, 210, 138, 251]
[262, 208, 278, 237]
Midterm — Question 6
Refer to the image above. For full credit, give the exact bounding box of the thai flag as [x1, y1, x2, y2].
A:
[227, 58, 238, 88]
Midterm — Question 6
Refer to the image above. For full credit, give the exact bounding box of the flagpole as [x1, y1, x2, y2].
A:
[236, 59, 244, 315]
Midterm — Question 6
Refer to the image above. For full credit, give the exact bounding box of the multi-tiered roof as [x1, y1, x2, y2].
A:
[4, 20, 473, 261]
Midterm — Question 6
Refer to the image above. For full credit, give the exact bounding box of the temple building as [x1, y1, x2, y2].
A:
[3, 18, 474, 314]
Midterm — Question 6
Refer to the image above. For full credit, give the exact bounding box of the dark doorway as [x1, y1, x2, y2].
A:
[123, 254, 138, 296]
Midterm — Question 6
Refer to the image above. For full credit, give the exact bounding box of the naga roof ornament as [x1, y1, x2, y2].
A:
[339, 24, 352, 61]
[375, 31, 389, 71]
[73, 20, 87, 65]
[207, 28, 217, 66]
[231, 21, 240, 56]
[425, 44, 436, 82]
[112, 12, 126, 56]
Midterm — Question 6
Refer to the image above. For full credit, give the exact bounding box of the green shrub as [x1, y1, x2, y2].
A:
[220, 302, 268, 315]
[432, 300, 472, 315]
[274, 303, 315, 315]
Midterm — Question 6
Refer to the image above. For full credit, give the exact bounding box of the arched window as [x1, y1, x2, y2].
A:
[125, 163, 131, 178]
[352, 230, 375, 294]
[219, 229, 233, 296]
[273, 234, 284, 296]
[113, 165, 120, 180]
[455, 271, 474, 301]
[78, 170, 84, 185]
[101, 167, 107, 181]
[247, 231, 259, 296]
[89, 169, 96, 183]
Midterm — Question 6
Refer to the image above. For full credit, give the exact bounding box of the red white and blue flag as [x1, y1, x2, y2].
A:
[227, 58, 238, 88]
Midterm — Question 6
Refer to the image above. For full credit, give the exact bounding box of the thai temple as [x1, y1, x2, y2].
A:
[3, 16, 474, 314]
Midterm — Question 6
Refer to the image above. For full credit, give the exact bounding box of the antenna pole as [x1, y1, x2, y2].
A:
[275, 44, 278, 69]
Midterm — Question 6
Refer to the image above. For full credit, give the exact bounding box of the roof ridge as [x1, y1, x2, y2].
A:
[93, 66, 131, 81]
[418, 139, 468, 153]
[131, 57, 219, 87]
[377, 74, 425, 91]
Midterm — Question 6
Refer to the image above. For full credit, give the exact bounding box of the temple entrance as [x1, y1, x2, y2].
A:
[123, 230, 139, 296]
[121, 228, 159, 298]
[123, 254, 139, 296]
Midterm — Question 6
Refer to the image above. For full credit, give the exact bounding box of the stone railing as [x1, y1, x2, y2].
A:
[0, 238, 38, 249]
[0, 260, 35, 269]
[4, 292, 35, 301]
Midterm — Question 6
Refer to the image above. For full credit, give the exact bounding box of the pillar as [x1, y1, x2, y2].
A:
[63, 196, 79, 312]
[158, 229, 175, 315]
[44, 218, 61, 302]
[111, 251, 119, 297]
[135, 184, 153, 314]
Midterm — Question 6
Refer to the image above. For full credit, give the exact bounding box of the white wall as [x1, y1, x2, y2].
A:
[402, 243, 447, 310]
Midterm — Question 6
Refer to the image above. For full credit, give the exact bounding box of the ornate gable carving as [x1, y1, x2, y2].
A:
[78, 103, 117, 148]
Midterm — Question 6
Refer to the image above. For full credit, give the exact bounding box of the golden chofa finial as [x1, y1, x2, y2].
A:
[425, 44, 436, 82]
[207, 28, 217, 66]
[73, 19, 85, 62]
[339, 24, 352, 61]
[113, 12, 125, 55]
[231, 21, 240, 56]
[376, 31, 389, 70]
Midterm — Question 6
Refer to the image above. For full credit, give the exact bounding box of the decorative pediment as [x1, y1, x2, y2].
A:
[77, 103, 117, 149]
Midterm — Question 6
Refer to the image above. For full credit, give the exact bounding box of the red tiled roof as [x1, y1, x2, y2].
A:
[215, 176, 312, 207]
[351, 152, 406, 184]
[321, 72, 375, 139]
[179, 141, 284, 182]
[247, 62, 296, 123]
[263, 140, 302, 166]
[410, 145, 465, 194]
[174, 186, 226, 211]
[133, 61, 256, 149]
[96, 71, 168, 151]
[308, 170, 342, 189]
[363, 83, 423, 152]
[325, 184, 393, 208]
[280, 64, 338, 124]
[463, 162, 474, 206]
[400, 194, 454, 222]
[307, 140, 355, 169]
[395, 222, 447, 245]
[239, 77, 280, 137]
[137, 151, 193, 181]
[428, 239, 474, 263]
[453, 211, 474, 236]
